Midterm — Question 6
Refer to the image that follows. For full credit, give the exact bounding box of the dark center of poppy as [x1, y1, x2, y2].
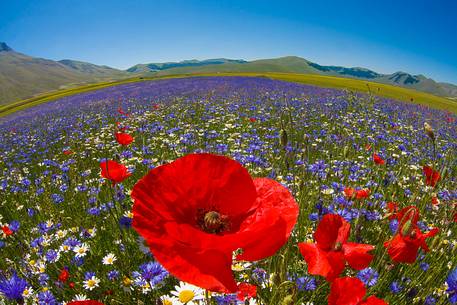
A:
[197, 210, 229, 234]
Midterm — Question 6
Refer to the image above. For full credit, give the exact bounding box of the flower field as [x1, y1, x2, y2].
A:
[0, 76, 456, 305]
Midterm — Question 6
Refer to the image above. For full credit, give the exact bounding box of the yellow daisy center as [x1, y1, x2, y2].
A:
[179, 290, 195, 303]
[87, 279, 96, 287]
[163, 300, 172, 305]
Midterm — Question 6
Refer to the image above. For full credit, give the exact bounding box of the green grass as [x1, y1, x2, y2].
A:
[1, 72, 456, 118]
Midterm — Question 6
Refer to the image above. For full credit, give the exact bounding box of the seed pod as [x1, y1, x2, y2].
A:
[424, 122, 435, 140]
[280, 129, 288, 147]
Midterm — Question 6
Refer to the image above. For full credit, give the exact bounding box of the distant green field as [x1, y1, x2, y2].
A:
[1, 72, 456, 118]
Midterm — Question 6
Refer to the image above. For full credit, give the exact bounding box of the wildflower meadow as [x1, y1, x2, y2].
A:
[0, 76, 456, 305]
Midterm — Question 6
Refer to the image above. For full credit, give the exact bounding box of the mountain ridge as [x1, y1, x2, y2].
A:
[0, 42, 456, 105]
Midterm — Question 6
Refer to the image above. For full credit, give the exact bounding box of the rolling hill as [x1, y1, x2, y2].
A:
[1, 41, 456, 105]
[0, 42, 128, 104]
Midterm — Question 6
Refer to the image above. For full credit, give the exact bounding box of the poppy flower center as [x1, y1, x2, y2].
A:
[333, 241, 343, 251]
[197, 210, 229, 234]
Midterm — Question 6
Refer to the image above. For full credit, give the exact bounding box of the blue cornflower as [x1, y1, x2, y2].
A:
[357, 268, 378, 287]
[37, 290, 57, 305]
[213, 294, 238, 304]
[45, 249, 59, 263]
[0, 272, 28, 301]
[119, 216, 132, 229]
[51, 193, 64, 204]
[390, 281, 403, 294]
[389, 219, 399, 234]
[38, 273, 50, 286]
[9, 220, 20, 232]
[420, 262, 430, 271]
[446, 267, 457, 304]
[107, 270, 120, 281]
[424, 296, 437, 305]
[139, 261, 168, 286]
[296, 276, 317, 291]
[252, 268, 268, 284]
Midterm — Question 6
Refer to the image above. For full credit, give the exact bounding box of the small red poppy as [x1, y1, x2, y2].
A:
[298, 214, 374, 281]
[431, 197, 439, 205]
[249, 117, 257, 122]
[115, 132, 134, 146]
[344, 188, 370, 200]
[355, 189, 370, 199]
[1, 226, 13, 236]
[373, 153, 385, 165]
[67, 301, 104, 305]
[152, 104, 160, 110]
[132, 153, 298, 292]
[423, 166, 440, 187]
[100, 160, 131, 184]
[58, 268, 69, 283]
[386, 202, 398, 220]
[63, 150, 74, 155]
[237, 283, 257, 301]
[384, 227, 439, 263]
[328, 277, 388, 305]
[117, 107, 129, 116]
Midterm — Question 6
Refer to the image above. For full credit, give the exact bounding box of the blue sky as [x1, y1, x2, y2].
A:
[1, 0, 456, 83]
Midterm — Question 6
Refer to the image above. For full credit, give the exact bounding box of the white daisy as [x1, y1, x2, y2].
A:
[73, 243, 89, 257]
[170, 282, 205, 304]
[102, 253, 117, 265]
[83, 276, 100, 291]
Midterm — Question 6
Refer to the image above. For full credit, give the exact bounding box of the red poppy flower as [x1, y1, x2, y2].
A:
[355, 189, 370, 199]
[1, 226, 13, 236]
[63, 150, 74, 155]
[384, 227, 439, 263]
[117, 107, 129, 116]
[58, 268, 69, 283]
[115, 132, 134, 146]
[390, 205, 420, 230]
[249, 117, 257, 122]
[67, 301, 104, 305]
[431, 196, 439, 205]
[298, 214, 374, 281]
[328, 277, 388, 305]
[386, 202, 398, 220]
[152, 104, 160, 110]
[423, 166, 440, 187]
[344, 187, 355, 198]
[237, 283, 257, 301]
[100, 160, 131, 184]
[373, 153, 385, 165]
[344, 188, 370, 200]
[132, 153, 298, 292]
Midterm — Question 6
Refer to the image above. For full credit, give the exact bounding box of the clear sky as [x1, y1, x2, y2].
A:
[1, 0, 456, 83]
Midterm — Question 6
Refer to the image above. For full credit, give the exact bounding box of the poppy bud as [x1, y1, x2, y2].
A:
[281, 295, 294, 305]
[423, 122, 435, 140]
[401, 219, 413, 236]
[280, 129, 288, 147]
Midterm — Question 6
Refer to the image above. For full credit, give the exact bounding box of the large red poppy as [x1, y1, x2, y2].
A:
[328, 277, 388, 305]
[423, 166, 440, 187]
[100, 160, 131, 184]
[115, 132, 134, 146]
[298, 214, 374, 281]
[384, 227, 439, 263]
[131, 153, 298, 292]
[67, 301, 104, 305]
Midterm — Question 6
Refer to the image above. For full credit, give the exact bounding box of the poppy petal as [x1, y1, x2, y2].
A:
[342, 242, 374, 270]
[359, 296, 389, 305]
[131, 153, 257, 222]
[314, 214, 350, 250]
[298, 243, 332, 278]
[236, 178, 298, 261]
[328, 277, 366, 305]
